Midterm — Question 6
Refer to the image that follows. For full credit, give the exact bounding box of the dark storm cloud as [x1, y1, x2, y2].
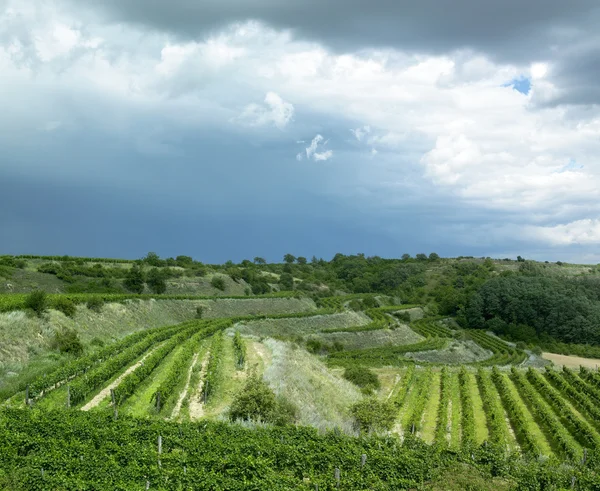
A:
[69, 0, 597, 60]
[66, 0, 600, 105]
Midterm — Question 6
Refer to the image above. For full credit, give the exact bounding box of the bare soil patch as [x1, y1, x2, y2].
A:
[542, 352, 600, 369]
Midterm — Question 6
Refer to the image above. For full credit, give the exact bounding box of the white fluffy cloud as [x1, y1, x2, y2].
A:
[296, 134, 333, 161]
[526, 220, 600, 246]
[236, 92, 294, 129]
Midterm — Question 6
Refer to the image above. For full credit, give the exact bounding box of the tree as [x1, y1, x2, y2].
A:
[229, 375, 296, 426]
[25, 290, 47, 317]
[401, 253, 411, 261]
[297, 256, 307, 265]
[283, 254, 296, 264]
[124, 265, 145, 294]
[143, 252, 162, 267]
[147, 268, 167, 294]
[517, 255, 525, 262]
[428, 252, 440, 261]
[211, 276, 226, 291]
[416, 253, 428, 261]
[279, 273, 294, 290]
[253, 257, 266, 265]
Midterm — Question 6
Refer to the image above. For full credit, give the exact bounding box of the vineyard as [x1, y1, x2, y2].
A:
[1, 293, 600, 488]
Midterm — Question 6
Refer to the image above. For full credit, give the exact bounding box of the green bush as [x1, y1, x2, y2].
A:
[25, 290, 48, 316]
[229, 375, 296, 426]
[343, 366, 380, 392]
[279, 273, 294, 291]
[86, 297, 104, 312]
[211, 276, 226, 291]
[54, 297, 77, 317]
[52, 328, 84, 357]
[350, 398, 396, 433]
[147, 268, 167, 294]
[196, 306, 204, 319]
[124, 265, 145, 294]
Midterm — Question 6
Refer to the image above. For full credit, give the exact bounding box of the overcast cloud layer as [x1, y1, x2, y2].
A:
[1, 0, 600, 262]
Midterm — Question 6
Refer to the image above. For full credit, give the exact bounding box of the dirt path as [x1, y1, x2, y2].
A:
[188, 352, 211, 420]
[542, 352, 600, 369]
[170, 352, 199, 420]
[386, 375, 400, 401]
[81, 349, 155, 411]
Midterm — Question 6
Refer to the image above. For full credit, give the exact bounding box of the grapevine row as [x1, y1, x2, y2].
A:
[152, 324, 226, 412]
[405, 369, 432, 436]
[410, 318, 453, 338]
[434, 367, 450, 447]
[201, 331, 224, 403]
[476, 368, 510, 447]
[511, 368, 580, 460]
[393, 365, 415, 409]
[491, 367, 543, 456]
[544, 368, 600, 432]
[233, 331, 246, 370]
[524, 368, 600, 450]
[458, 368, 476, 446]
[114, 321, 226, 406]
[68, 322, 196, 406]
[563, 367, 600, 404]
[327, 338, 447, 367]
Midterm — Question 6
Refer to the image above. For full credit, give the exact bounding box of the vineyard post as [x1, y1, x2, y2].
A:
[156, 392, 161, 412]
[335, 467, 340, 488]
[25, 385, 29, 407]
[204, 381, 208, 403]
[361, 454, 367, 467]
[583, 448, 588, 465]
[110, 389, 116, 406]
[146, 480, 150, 490]
[158, 435, 162, 468]
[66, 386, 70, 409]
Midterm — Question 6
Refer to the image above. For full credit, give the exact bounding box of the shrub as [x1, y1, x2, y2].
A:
[350, 398, 396, 434]
[531, 345, 543, 355]
[89, 337, 105, 348]
[362, 296, 379, 309]
[196, 306, 204, 319]
[395, 311, 411, 323]
[54, 297, 77, 317]
[343, 366, 380, 392]
[86, 297, 104, 312]
[52, 328, 84, 357]
[124, 265, 145, 293]
[515, 341, 527, 351]
[279, 273, 294, 291]
[306, 339, 323, 354]
[147, 268, 167, 294]
[229, 375, 296, 426]
[25, 290, 48, 317]
[211, 276, 226, 291]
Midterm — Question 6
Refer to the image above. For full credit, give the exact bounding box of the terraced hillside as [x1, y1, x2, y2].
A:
[2, 288, 600, 488]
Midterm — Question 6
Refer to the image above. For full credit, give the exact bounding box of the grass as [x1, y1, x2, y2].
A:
[203, 332, 244, 418]
[466, 371, 489, 445]
[397, 370, 426, 433]
[179, 341, 211, 421]
[448, 371, 462, 450]
[313, 325, 423, 350]
[420, 371, 441, 443]
[121, 343, 188, 418]
[234, 311, 370, 339]
[262, 338, 362, 433]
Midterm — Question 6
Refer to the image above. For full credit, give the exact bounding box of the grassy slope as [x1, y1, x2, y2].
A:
[314, 325, 423, 350]
[262, 339, 362, 433]
[234, 311, 370, 338]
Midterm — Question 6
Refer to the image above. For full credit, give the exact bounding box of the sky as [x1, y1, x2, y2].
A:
[1, 1, 600, 263]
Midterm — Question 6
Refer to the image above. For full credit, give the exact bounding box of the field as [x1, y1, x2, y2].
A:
[2, 260, 600, 488]
[543, 352, 600, 370]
